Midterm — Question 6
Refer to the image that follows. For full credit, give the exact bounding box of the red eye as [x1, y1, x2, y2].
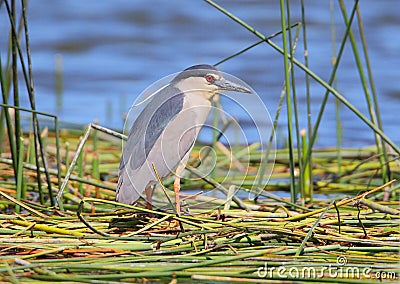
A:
[205, 75, 214, 83]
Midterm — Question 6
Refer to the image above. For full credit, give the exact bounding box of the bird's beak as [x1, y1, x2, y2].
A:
[214, 78, 252, 94]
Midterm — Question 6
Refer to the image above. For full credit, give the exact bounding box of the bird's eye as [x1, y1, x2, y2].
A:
[205, 75, 215, 83]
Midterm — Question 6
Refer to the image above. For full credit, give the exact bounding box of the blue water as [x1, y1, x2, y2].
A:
[0, 0, 399, 147]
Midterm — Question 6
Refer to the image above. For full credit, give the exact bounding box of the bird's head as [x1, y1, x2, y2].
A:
[171, 64, 252, 99]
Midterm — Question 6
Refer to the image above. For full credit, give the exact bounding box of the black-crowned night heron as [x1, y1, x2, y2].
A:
[117, 64, 251, 215]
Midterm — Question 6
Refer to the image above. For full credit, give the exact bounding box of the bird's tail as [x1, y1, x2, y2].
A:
[116, 160, 143, 205]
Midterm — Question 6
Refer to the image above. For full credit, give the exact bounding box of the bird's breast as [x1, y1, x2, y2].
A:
[182, 92, 212, 126]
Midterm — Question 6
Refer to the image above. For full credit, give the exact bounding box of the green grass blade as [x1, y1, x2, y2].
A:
[279, 0, 296, 204]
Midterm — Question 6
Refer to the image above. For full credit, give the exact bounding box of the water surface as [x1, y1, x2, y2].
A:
[1, 0, 399, 147]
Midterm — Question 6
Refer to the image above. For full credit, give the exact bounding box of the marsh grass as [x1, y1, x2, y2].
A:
[0, 0, 399, 282]
[0, 126, 398, 281]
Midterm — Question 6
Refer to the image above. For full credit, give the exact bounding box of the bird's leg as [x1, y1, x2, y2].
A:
[173, 176, 181, 216]
[174, 161, 189, 216]
[174, 163, 186, 216]
[145, 186, 153, 211]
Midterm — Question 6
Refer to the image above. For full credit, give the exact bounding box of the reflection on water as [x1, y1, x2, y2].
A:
[0, 0, 399, 147]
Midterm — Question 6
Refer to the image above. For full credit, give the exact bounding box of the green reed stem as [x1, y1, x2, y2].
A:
[279, 0, 296, 204]
[77, 146, 84, 195]
[339, 0, 388, 184]
[204, 0, 400, 156]
[216, 23, 300, 194]
[0, 60, 17, 176]
[22, 0, 53, 204]
[4, 261, 19, 284]
[5, 0, 54, 205]
[27, 131, 34, 164]
[10, 0, 22, 180]
[303, 0, 358, 171]
[64, 142, 70, 174]
[15, 137, 24, 213]
[356, 4, 390, 183]
[54, 54, 63, 111]
[214, 23, 299, 67]
[92, 153, 100, 181]
[301, 129, 311, 201]
[256, 24, 301, 191]
[0, 61, 11, 155]
[0, 1, 24, 154]
[287, 0, 304, 201]
[330, 0, 342, 176]
[300, 0, 313, 197]
[54, 117, 62, 189]
[295, 200, 335, 256]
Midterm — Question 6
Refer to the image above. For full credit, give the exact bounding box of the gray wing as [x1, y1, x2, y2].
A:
[117, 86, 185, 204]
[125, 86, 184, 171]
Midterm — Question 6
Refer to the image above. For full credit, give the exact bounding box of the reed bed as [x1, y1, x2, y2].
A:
[0, 129, 399, 283]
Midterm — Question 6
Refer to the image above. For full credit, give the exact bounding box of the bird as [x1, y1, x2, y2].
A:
[117, 64, 252, 215]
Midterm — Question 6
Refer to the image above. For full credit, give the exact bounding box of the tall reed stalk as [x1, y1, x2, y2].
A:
[355, 6, 390, 182]
[279, 0, 297, 203]
[339, 0, 390, 183]
[1, 0, 56, 205]
[11, 0, 22, 179]
[205, 0, 400, 157]
[330, 0, 343, 177]
[300, 0, 313, 201]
